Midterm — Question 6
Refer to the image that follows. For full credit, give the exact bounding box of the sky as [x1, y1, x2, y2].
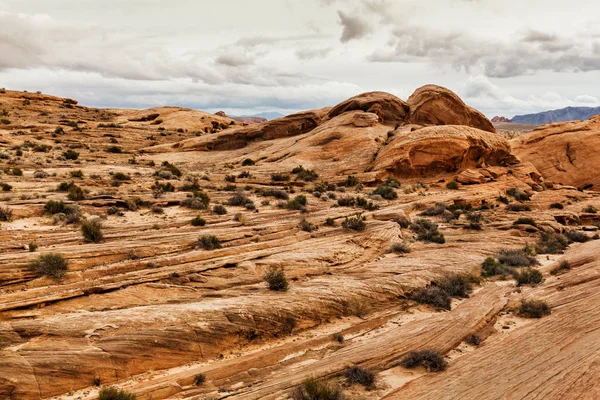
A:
[1, 0, 599, 118]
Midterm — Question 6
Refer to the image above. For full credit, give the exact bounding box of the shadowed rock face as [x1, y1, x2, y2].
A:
[374, 125, 513, 177]
[407, 85, 496, 133]
[512, 115, 600, 189]
[328, 91, 411, 126]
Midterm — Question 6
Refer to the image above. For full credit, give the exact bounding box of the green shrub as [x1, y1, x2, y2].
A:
[518, 299, 551, 318]
[410, 219, 445, 244]
[496, 248, 536, 267]
[67, 185, 86, 201]
[481, 257, 513, 277]
[286, 195, 307, 210]
[291, 377, 343, 400]
[0, 206, 12, 222]
[535, 232, 569, 254]
[337, 196, 356, 207]
[399, 349, 447, 372]
[344, 366, 375, 387]
[191, 216, 206, 226]
[1, 182, 12, 191]
[196, 235, 221, 250]
[465, 334, 481, 346]
[56, 181, 76, 192]
[390, 242, 410, 254]
[112, 172, 131, 181]
[263, 267, 288, 291]
[513, 268, 543, 286]
[225, 174, 236, 182]
[292, 166, 318, 182]
[81, 218, 104, 243]
[564, 230, 590, 243]
[44, 200, 67, 214]
[513, 217, 536, 226]
[299, 218, 315, 232]
[105, 145, 123, 153]
[98, 386, 136, 400]
[271, 172, 290, 182]
[213, 204, 227, 215]
[11, 167, 23, 176]
[260, 188, 289, 200]
[549, 203, 564, 210]
[373, 184, 397, 200]
[28, 242, 38, 252]
[345, 175, 359, 187]
[241, 158, 255, 166]
[70, 169, 84, 178]
[63, 149, 79, 160]
[445, 180, 459, 190]
[27, 253, 68, 278]
[342, 214, 366, 231]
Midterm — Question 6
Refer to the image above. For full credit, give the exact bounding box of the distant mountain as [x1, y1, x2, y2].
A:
[511, 106, 600, 124]
[491, 116, 511, 123]
[251, 112, 285, 120]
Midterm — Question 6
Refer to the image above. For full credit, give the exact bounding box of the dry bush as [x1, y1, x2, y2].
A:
[263, 267, 288, 291]
[399, 349, 447, 372]
[27, 253, 68, 278]
[518, 299, 551, 318]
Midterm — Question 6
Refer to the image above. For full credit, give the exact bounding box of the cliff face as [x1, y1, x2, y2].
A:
[512, 106, 600, 124]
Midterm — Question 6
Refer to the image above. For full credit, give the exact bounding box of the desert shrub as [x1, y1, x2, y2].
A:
[213, 204, 227, 215]
[410, 286, 451, 310]
[291, 377, 343, 400]
[410, 219, 445, 244]
[196, 235, 221, 250]
[112, 172, 131, 181]
[337, 196, 356, 207]
[420, 202, 448, 217]
[227, 191, 252, 207]
[286, 195, 307, 210]
[179, 178, 201, 192]
[373, 184, 397, 200]
[27, 253, 68, 278]
[564, 230, 590, 243]
[56, 181, 76, 192]
[518, 299, 551, 318]
[356, 196, 378, 211]
[390, 242, 410, 254]
[1, 182, 12, 191]
[81, 218, 104, 243]
[333, 333, 344, 343]
[238, 170, 251, 179]
[44, 200, 67, 214]
[344, 366, 375, 387]
[63, 149, 79, 160]
[551, 260, 571, 275]
[191, 216, 206, 226]
[507, 204, 532, 212]
[394, 216, 410, 229]
[193, 373, 206, 385]
[445, 180, 459, 190]
[98, 386, 136, 400]
[11, 168, 23, 176]
[482, 257, 513, 277]
[181, 192, 210, 210]
[28, 242, 38, 252]
[465, 334, 481, 346]
[263, 267, 288, 291]
[583, 205, 598, 214]
[151, 180, 175, 198]
[67, 185, 86, 201]
[514, 268, 543, 286]
[105, 145, 123, 153]
[260, 188, 289, 200]
[241, 158, 255, 166]
[496, 248, 537, 267]
[151, 205, 164, 214]
[435, 273, 476, 298]
[0, 206, 12, 222]
[549, 203, 564, 210]
[299, 218, 315, 232]
[535, 232, 569, 254]
[324, 217, 336, 227]
[271, 172, 290, 182]
[399, 349, 447, 372]
[345, 175, 359, 187]
[70, 169, 84, 178]
[107, 206, 123, 216]
[293, 166, 318, 182]
[342, 214, 366, 231]
[225, 174, 236, 182]
[0, 118, 10, 125]
[506, 187, 531, 201]
[513, 217, 536, 226]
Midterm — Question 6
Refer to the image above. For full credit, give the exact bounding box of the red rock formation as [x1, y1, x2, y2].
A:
[407, 85, 496, 133]
[491, 116, 511, 123]
[328, 91, 410, 126]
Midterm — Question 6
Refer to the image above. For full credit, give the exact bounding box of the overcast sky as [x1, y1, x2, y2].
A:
[1, 0, 599, 117]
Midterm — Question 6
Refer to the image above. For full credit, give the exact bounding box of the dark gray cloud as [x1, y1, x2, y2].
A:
[337, 11, 372, 42]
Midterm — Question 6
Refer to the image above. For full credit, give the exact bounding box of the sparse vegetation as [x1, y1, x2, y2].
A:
[465, 334, 481, 346]
[271, 172, 290, 182]
[410, 219, 445, 244]
[445, 180, 459, 190]
[517, 299, 551, 318]
[373, 184, 397, 200]
[390, 242, 411, 254]
[81, 218, 104, 243]
[399, 349, 447, 372]
[63, 149, 79, 160]
[193, 373, 206, 386]
[191, 216, 206, 226]
[286, 195, 307, 210]
[551, 260, 571, 275]
[513, 268, 543, 286]
[291, 377, 343, 400]
[342, 213, 366, 231]
[263, 267, 288, 291]
[196, 235, 221, 250]
[213, 204, 227, 215]
[27, 253, 68, 278]
[0, 206, 12, 222]
[344, 366, 375, 387]
[98, 386, 137, 400]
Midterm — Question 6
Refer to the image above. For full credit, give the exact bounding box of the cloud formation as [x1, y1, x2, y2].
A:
[337, 11, 372, 42]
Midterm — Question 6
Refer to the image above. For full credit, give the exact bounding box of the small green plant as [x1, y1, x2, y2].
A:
[191, 216, 206, 226]
[63, 149, 79, 160]
[342, 213, 366, 231]
[445, 180, 459, 190]
[286, 195, 307, 210]
[81, 218, 104, 243]
[517, 299, 551, 318]
[345, 175, 359, 187]
[344, 366, 375, 388]
[213, 204, 227, 215]
[410, 219, 445, 244]
[513, 268, 543, 286]
[197, 235, 221, 250]
[27, 253, 68, 278]
[399, 349, 447, 371]
[291, 377, 343, 400]
[98, 386, 137, 400]
[263, 267, 288, 291]
[373, 184, 397, 200]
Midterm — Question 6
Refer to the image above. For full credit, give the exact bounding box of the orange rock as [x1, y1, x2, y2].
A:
[328, 91, 410, 126]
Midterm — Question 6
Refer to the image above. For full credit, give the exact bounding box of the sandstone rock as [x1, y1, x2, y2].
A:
[455, 169, 488, 185]
[407, 85, 496, 133]
[328, 91, 410, 126]
[372, 125, 512, 177]
[513, 116, 600, 189]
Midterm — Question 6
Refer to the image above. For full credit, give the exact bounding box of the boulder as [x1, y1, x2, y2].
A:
[455, 169, 488, 185]
[407, 85, 496, 133]
[328, 91, 410, 126]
